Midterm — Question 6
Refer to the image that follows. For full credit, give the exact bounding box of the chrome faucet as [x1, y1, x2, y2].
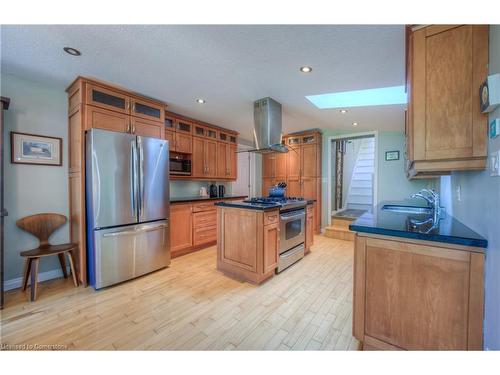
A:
[409, 189, 444, 223]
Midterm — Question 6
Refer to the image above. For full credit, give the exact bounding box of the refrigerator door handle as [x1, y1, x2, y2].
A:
[138, 137, 145, 220]
[130, 140, 138, 218]
[102, 222, 168, 237]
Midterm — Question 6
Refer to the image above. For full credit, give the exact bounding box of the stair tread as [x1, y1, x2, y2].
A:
[325, 225, 354, 232]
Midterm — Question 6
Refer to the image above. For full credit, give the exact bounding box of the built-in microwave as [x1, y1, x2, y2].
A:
[169, 153, 191, 176]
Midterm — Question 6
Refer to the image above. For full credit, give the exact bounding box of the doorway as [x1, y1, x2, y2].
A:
[327, 132, 377, 225]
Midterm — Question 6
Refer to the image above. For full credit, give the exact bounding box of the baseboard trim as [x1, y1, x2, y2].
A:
[4, 267, 69, 291]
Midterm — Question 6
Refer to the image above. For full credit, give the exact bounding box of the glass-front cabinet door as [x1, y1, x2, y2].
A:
[131, 98, 164, 123]
[177, 120, 193, 134]
[86, 84, 129, 114]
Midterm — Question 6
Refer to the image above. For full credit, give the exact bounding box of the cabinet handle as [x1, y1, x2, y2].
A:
[132, 103, 136, 112]
[126, 101, 130, 111]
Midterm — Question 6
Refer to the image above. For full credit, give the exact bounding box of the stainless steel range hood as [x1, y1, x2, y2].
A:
[250, 97, 288, 153]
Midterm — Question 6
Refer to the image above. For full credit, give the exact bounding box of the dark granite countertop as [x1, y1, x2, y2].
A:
[215, 201, 281, 211]
[170, 195, 247, 203]
[349, 200, 488, 248]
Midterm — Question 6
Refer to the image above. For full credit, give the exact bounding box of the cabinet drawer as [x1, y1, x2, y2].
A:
[194, 225, 217, 245]
[193, 211, 217, 228]
[192, 201, 217, 212]
[264, 211, 279, 226]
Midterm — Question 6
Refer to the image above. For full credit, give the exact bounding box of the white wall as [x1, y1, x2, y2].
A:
[1, 73, 69, 281]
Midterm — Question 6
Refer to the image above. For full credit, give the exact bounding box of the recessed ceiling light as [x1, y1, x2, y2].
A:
[340, 109, 348, 114]
[300, 66, 312, 73]
[196, 98, 206, 104]
[63, 47, 81, 56]
[352, 122, 359, 126]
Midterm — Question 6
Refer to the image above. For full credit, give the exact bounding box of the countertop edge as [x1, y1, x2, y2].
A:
[215, 202, 280, 211]
[350, 225, 488, 249]
[170, 195, 247, 203]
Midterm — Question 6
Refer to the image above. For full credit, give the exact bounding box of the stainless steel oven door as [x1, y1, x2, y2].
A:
[279, 208, 305, 254]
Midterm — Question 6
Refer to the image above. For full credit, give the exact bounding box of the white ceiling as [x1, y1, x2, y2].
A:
[1, 25, 406, 141]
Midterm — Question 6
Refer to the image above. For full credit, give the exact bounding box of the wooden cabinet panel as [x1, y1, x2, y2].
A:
[353, 233, 485, 350]
[424, 25, 473, 160]
[262, 154, 275, 178]
[164, 130, 175, 150]
[220, 209, 258, 272]
[170, 204, 193, 253]
[301, 177, 317, 200]
[205, 139, 217, 178]
[228, 144, 237, 180]
[175, 132, 192, 153]
[86, 105, 129, 133]
[131, 98, 164, 123]
[365, 243, 470, 350]
[287, 147, 301, 179]
[263, 222, 279, 273]
[301, 144, 317, 178]
[194, 209, 217, 246]
[275, 152, 287, 180]
[217, 142, 229, 178]
[305, 205, 314, 253]
[86, 84, 129, 114]
[131, 117, 163, 139]
[407, 25, 488, 177]
[69, 110, 82, 174]
[194, 226, 217, 246]
[287, 177, 301, 197]
[192, 137, 205, 177]
[193, 210, 217, 228]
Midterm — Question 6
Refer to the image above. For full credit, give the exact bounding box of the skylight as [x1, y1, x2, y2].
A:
[306, 85, 407, 109]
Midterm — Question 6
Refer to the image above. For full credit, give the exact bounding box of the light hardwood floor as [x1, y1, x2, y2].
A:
[0, 235, 358, 350]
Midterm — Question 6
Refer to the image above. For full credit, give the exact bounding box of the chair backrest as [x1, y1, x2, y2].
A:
[16, 213, 67, 246]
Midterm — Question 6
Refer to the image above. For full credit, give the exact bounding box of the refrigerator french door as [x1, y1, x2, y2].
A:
[86, 129, 170, 289]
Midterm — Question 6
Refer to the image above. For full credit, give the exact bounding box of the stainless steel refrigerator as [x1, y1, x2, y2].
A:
[86, 129, 170, 289]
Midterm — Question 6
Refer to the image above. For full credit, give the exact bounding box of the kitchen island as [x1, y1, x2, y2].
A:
[349, 201, 487, 350]
[215, 201, 280, 284]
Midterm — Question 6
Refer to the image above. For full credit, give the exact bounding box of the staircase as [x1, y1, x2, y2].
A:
[345, 137, 375, 211]
[324, 216, 356, 241]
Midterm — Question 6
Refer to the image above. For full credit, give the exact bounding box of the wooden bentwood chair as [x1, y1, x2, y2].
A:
[16, 213, 79, 301]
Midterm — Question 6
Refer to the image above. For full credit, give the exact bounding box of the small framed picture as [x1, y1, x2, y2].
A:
[11, 131, 62, 166]
[385, 150, 400, 161]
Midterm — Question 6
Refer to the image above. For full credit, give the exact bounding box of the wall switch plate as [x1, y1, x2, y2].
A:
[490, 118, 500, 139]
[491, 150, 500, 177]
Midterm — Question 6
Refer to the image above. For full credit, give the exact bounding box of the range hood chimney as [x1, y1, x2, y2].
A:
[251, 97, 288, 153]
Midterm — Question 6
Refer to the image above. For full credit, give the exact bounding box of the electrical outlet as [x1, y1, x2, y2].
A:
[491, 149, 500, 177]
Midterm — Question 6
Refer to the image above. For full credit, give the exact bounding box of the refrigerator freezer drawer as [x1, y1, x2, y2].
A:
[93, 220, 170, 289]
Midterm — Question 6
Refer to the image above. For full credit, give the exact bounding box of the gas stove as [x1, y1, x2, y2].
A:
[244, 196, 307, 211]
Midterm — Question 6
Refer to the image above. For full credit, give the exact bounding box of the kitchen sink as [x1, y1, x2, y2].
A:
[381, 204, 433, 214]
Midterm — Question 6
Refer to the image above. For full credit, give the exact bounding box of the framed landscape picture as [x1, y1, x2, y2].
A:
[11, 131, 62, 166]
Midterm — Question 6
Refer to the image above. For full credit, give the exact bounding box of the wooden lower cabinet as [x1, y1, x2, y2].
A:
[353, 233, 485, 350]
[170, 198, 244, 258]
[217, 207, 280, 284]
[170, 203, 193, 255]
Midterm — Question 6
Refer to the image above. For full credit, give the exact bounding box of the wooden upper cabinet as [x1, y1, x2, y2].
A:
[287, 146, 301, 179]
[175, 132, 192, 153]
[192, 137, 206, 177]
[131, 98, 164, 123]
[205, 139, 217, 178]
[217, 142, 229, 178]
[228, 144, 237, 179]
[275, 152, 287, 180]
[262, 154, 276, 178]
[301, 144, 318, 178]
[86, 105, 129, 133]
[176, 119, 193, 134]
[406, 25, 489, 178]
[131, 117, 164, 139]
[86, 84, 129, 114]
[164, 130, 175, 150]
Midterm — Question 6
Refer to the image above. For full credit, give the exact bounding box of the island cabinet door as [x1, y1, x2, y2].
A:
[219, 209, 259, 273]
[354, 235, 484, 350]
[263, 221, 279, 273]
[170, 204, 193, 254]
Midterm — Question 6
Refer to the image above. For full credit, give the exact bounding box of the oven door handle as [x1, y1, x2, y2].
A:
[280, 212, 305, 221]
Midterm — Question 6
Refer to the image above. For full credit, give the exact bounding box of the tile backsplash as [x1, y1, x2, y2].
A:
[170, 180, 232, 198]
